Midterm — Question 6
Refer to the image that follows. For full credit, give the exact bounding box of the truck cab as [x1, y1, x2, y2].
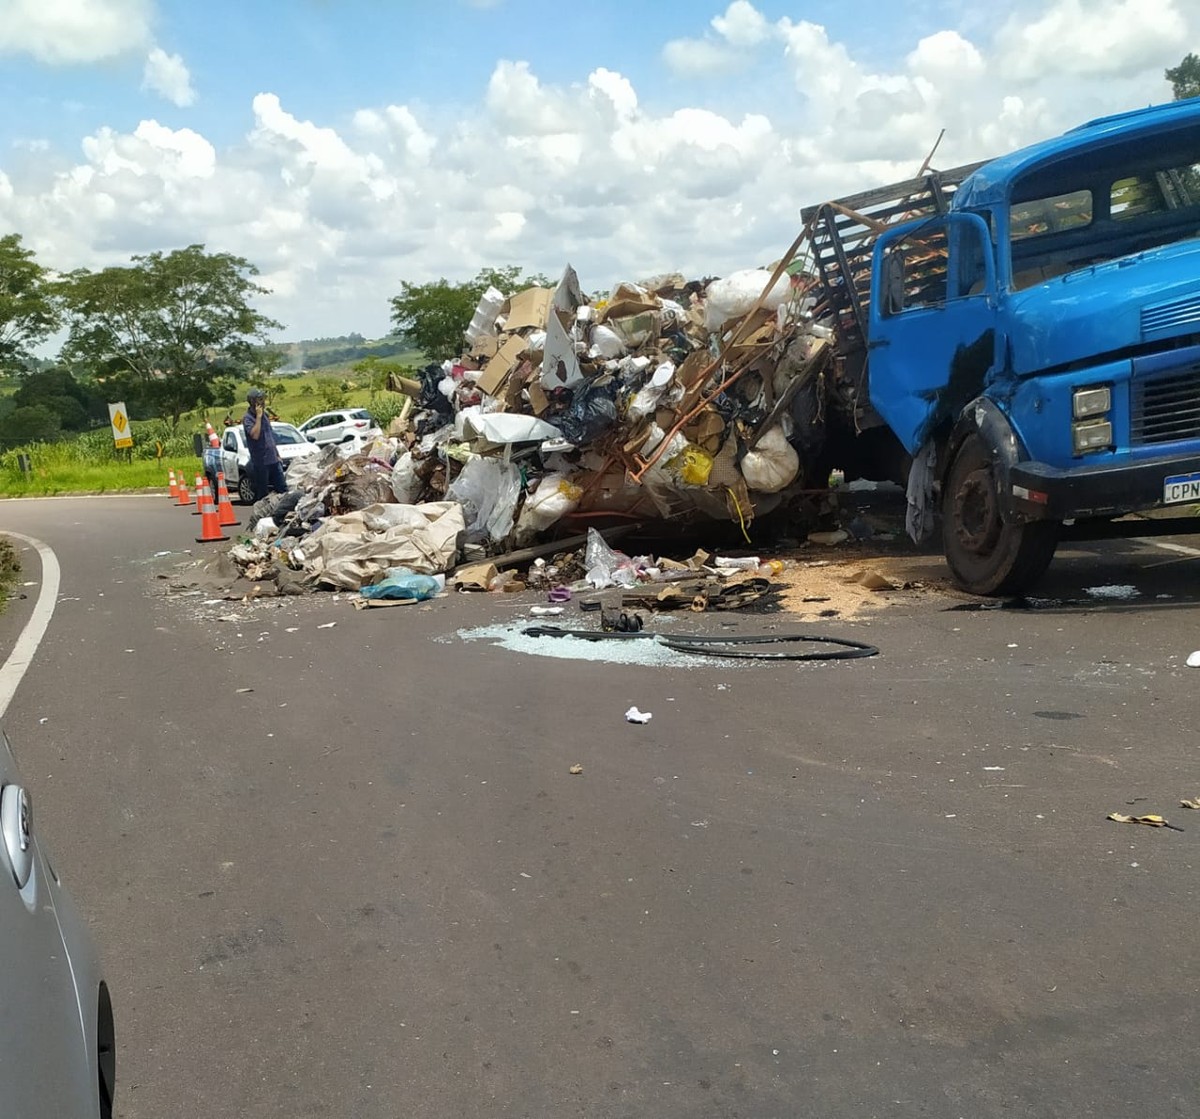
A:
[810, 97, 1200, 593]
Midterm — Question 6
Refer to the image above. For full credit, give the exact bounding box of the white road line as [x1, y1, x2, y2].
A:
[0, 533, 61, 720]
[1137, 537, 1200, 559]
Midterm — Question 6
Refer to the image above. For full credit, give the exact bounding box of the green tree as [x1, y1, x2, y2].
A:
[12, 366, 99, 431]
[315, 376, 349, 410]
[388, 265, 553, 362]
[0, 404, 61, 446]
[1166, 53, 1200, 100]
[57, 245, 282, 429]
[0, 234, 59, 374]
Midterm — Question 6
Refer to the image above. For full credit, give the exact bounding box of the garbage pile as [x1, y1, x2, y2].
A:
[230, 257, 837, 593]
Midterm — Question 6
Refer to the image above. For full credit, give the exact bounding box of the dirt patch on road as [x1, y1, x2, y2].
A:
[774, 550, 956, 620]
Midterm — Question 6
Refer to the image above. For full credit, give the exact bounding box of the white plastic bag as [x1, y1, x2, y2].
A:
[584, 527, 638, 589]
[704, 270, 790, 331]
[446, 456, 522, 543]
[588, 323, 625, 360]
[390, 451, 421, 504]
[515, 473, 583, 543]
[741, 425, 800, 493]
[627, 360, 675, 421]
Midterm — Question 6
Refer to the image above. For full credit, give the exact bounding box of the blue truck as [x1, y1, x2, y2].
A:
[801, 96, 1200, 593]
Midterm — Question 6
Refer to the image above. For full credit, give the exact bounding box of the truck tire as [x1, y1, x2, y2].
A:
[942, 433, 1058, 595]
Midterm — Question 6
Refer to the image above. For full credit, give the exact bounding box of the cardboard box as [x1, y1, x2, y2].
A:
[527, 379, 550, 415]
[600, 282, 660, 322]
[451, 562, 499, 592]
[502, 288, 552, 333]
[469, 334, 499, 360]
[475, 334, 528, 397]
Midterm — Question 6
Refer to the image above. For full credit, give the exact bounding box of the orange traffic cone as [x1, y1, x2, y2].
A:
[176, 477, 192, 507]
[167, 469, 178, 500]
[193, 478, 208, 515]
[215, 472, 239, 528]
[195, 484, 229, 544]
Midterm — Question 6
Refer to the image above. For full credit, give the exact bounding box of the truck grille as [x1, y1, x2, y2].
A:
[1142, 294, 1200, 338]
[1131, 364, 1200, 445]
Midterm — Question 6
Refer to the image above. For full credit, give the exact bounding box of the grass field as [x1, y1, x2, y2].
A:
[0, 350, 424, 496]
[1, 455, 202, 497]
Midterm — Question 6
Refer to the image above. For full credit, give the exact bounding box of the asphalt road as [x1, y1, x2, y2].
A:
[2, 496, 1199, 1119]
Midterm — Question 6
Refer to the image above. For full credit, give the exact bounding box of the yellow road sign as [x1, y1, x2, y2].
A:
[108, 402, 134, 450]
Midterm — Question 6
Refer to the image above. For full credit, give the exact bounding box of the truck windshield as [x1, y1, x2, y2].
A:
[1007, 128, 1200, 290]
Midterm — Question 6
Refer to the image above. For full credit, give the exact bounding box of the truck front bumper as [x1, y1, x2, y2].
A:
[1009, 451, 1200, 521]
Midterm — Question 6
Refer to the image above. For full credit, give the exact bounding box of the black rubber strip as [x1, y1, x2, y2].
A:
[521, 626, 879, 661]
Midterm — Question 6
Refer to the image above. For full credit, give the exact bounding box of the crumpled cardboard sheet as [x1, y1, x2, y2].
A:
[303, 501, 465, 589]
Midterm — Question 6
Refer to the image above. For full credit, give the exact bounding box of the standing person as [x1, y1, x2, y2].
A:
[243, 388, 286, 501]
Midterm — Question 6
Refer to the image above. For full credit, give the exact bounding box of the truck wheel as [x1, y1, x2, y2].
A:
[237, 475, 255, 505]
[942, 433, 1058, 595]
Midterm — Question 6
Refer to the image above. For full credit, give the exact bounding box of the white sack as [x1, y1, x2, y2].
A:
[514, 473, 583, 543]
[704, 270, 791, 331]
[390, 451, 422, 504]
[741, 426, 800, 493]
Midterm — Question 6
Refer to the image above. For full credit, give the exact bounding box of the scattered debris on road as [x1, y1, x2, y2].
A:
[1107, 811, 1183, 831]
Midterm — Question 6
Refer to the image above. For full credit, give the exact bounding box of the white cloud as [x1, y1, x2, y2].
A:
[712, 0, 770, 48]
[662, 0, 772, 78]
[907, 31, 985, 81]
[662, 38, 741, 78]
[485, 61, 577, 135]
[142, 47, 196, 107]
[2, 0, 1199, 340]
[0, 0, 152, 63]
[663, 0, 773, 77]
[997, 0, 1187, 81]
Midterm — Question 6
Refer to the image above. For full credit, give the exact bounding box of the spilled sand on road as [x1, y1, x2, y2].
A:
[772, 550, 957, 621]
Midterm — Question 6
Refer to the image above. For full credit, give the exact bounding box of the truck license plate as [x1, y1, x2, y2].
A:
[1163, 471, 1200, 504]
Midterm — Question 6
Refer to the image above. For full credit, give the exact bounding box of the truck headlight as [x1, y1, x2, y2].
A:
[1072, 419, 1113, 453]
[1072, 385, 1111, 419]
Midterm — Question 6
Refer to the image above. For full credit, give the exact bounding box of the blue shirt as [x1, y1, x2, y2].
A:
[242, 408, 279, 466]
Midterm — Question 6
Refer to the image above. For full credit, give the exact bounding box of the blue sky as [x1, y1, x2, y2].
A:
[0, 0, 1193, 339]
[3, 1, 977, 151]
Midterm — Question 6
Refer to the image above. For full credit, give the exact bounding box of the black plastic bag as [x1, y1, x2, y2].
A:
[418, 363, 453, 418]
[556, 383, 618, 445]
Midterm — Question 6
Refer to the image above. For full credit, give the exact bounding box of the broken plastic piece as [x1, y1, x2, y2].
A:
[569, 764, 584, 775]
[625, 707, 653, 724]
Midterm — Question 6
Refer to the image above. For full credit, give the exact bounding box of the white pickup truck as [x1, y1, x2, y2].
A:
[207, 422, 321, 503]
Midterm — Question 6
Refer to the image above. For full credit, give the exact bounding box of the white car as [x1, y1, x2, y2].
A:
[0, 728, 116, 1117]
[297, 408, 376, 446]
[218, 422, 321, 503]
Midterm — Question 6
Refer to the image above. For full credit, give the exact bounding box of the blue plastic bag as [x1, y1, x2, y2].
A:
[359, 567, 442, 602]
